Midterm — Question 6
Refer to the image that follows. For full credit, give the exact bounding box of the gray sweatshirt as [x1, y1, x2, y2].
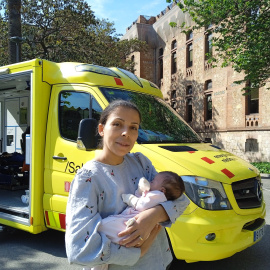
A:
[65, 152, 190, 270]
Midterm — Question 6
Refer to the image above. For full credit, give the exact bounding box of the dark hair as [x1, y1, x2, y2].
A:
[97, 99, 141, 148]
[99, 99, 141, 125]
[159, 171, 185, 200]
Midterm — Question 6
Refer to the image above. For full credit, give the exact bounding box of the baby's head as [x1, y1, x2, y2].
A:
[150, 171, 185, 200]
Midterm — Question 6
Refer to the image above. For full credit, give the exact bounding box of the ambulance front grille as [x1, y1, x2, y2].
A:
[231, 177, 263, 209]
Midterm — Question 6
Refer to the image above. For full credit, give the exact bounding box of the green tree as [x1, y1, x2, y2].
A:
[167, 0, 270, 91]
[0, 0, 147, 69]
[85, 18, 147, 70]
[0, 17, 9, 65]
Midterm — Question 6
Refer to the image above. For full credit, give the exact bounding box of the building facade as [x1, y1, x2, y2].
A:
[122, 3, 270, 162]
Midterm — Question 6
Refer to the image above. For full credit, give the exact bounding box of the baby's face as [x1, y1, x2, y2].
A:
[150, 174, 164, 191]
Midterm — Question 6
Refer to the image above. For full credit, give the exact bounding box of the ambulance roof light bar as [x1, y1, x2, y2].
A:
[75, 64, 120, 78]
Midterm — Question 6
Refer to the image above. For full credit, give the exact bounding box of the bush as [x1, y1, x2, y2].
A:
[251, 162, 270, 174]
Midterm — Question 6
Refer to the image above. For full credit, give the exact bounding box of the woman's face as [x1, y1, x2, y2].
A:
[98, 106, 140, 165]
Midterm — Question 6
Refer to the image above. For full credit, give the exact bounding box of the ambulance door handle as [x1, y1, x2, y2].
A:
[53, 156, 67, 160]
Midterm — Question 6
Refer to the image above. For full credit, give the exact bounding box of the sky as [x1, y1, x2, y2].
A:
[87, 0, 169, 36]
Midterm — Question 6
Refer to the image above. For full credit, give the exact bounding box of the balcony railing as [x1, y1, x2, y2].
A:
[204, 60, 212, 71]
[186, 67, 193, 77]
[246, 114, 259, 127]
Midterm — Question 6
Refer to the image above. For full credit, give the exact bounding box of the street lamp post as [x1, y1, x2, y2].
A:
[10, 36, 24, 63]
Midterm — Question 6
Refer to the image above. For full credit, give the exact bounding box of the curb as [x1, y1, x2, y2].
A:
[260, 173, 270, 178]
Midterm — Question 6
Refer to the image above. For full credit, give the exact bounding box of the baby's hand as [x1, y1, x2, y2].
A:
[122, 194, 132, 204]
[122, 194, 139, 207]
[137, 177, 150, 195]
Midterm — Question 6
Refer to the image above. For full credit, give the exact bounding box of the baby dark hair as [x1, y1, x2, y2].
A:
[159, 171, 185, 200]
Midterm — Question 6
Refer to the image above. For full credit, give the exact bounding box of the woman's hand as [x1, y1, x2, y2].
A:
[118, 205, 169, 247]
[140, 224, 162, 257]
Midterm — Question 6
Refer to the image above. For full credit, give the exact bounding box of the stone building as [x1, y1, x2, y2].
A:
[121, 2, 270, 162]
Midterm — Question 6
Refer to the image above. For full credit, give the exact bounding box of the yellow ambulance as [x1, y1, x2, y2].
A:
[0, 59, 265, 262]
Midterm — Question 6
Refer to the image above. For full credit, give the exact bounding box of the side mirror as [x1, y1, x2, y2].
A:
[77, 118, 98, 151]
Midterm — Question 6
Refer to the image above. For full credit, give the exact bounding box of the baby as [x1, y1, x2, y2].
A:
[99, 171, 185, 244]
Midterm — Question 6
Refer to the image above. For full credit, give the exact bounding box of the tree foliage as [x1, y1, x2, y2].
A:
[0, 16, 9, 63]
[167, 0, 270, 91]
[0, 0, 147, 69]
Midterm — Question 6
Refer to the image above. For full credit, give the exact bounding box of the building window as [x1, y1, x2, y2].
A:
[205, 79, 212, 90]
[130, 55, 135, 73]
[246, 87, 259, 114]
[186, 85, 193, 121]
[171, 100, 177, 110]
[204, 80, 213, 121]
[205, 33, 213, 59]
[170, 90, 177, 110]
[186, 85, 192, 95]
[186, 98, 192, 122]
[171, 40, 177, 50]
[158, 48, 163, 80]
[186, 31, 193, 68]
[245, 138, 259, 152]
[186, 43, 193, 68]
[205, 94, 212, 120]
[171, 40, 177, 74]
[172, 52, 177, 74]
[187, 31, 193, 41]
[171, 90, 176, 99]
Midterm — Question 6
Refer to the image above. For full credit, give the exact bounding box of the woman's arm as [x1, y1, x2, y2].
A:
[118, 204, 168, 247]
[65, 168, 141, 267]
[118, 194, 190, 247]
[159, 193, 190, 224]
[140, 224, 162, 257]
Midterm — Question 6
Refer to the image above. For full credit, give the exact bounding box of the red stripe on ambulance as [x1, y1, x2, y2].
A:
[221, 168, 235, 178]
[65, 181, 71, 192]
[201, 157, 215, 164]
[45, 211, 50, 226]
[114, 78, 123, 86]
[59, 213, 66, 229]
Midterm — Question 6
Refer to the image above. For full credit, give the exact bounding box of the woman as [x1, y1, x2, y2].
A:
[65, 100, 189, 269]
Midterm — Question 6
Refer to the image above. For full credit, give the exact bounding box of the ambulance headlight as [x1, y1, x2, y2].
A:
[182, 176, 232, 210]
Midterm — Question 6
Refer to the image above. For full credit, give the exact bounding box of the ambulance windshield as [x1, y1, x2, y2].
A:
[100, 88, 202, 144]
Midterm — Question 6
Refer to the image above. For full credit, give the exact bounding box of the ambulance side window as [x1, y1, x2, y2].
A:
[59, 91, 102, 141]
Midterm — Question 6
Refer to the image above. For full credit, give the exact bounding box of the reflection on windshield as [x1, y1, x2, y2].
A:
[100, 87, 202, 144]
[138, 129, 174, 142]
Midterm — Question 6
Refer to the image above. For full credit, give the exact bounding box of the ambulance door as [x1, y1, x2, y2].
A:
[44, 85, 103, 230]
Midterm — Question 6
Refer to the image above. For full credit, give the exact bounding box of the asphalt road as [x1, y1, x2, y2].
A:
[0, 177, 269, 270]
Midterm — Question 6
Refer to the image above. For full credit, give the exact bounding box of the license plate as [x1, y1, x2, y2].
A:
[253, 223, 265, 242]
